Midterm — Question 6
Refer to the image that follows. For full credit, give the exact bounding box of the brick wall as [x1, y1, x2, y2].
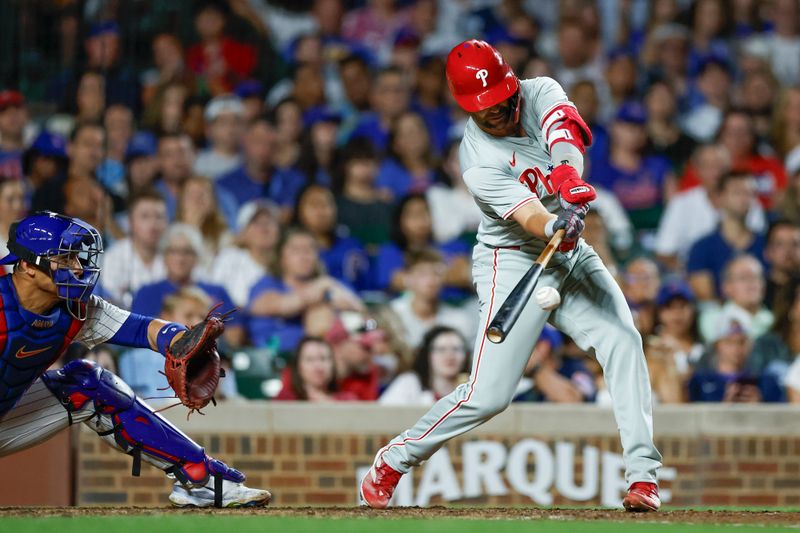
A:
[73, 404, 800, 507]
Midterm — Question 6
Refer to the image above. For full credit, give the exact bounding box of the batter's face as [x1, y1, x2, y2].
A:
[470, 92, 521, 137]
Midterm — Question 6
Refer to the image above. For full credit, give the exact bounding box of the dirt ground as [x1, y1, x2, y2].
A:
[0, 506, 798, 526]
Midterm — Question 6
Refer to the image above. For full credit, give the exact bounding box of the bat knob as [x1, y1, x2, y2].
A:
[486, 326, 505, 344]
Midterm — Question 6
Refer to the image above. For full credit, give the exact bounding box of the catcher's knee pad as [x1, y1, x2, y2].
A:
[42, 360, 244, 488]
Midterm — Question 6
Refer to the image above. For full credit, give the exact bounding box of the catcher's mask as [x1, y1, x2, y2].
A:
[1, 211, 103, 320]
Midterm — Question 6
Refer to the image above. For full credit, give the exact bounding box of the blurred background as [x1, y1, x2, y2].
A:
[1, 0, 800, 412]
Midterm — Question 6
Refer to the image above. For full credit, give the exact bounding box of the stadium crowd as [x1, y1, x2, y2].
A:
[1, 0, 800, 405]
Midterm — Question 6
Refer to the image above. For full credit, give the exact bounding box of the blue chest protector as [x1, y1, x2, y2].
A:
[0, 275, 82, 418]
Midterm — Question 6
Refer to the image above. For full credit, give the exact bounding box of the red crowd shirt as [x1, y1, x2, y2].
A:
[186, 38, 256, 95]
[679, 154, 787, 209]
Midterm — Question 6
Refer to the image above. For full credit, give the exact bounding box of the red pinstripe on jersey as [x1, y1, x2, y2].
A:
[380, 248, 500, 457]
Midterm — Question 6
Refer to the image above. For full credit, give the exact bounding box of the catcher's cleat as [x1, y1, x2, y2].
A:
[169, 479, 272, 508]
[622, 481, 661, 512]
[360, 452, 403, 509]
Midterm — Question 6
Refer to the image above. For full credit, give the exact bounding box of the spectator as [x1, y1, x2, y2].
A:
[515, 327, 596, 404]
[155, 132, 195, 220]
[248, 227, 364, 351]
[141, 33, 195, 121]
[31, 122, 106, 214]
[98, 104, 133, 196]
[411, 55, 451, 155]
[372, 193, 471, 295]
[601, 48, 637, 120]
[193, 95, 244, 180]
[687, 172, 766, 300]
[333, 138, 393, 247]
[293, 183, 369, 290]
[297, 107, 340, 186]
[342, 0, 409, 64]
[145, 82, 189, 136]
[751, 280, 800, 389]
[22, 130, 68, 192]
[176, 175, 231, 259]
[275, 336, 357, 401]
[622, 257, 661, 338]
[591, 102, 675, 230]
[758, 0, 800, 87]
[131, 223, 243, 347]
[681, 55, 732, 145]
[644, 80, 696, 174]
[186, 1, 257, 96]
[324, 311, 384, 401]
[271, 98, 304, 175]
[376, 110, 441, 200]
[125, 131, 159, 197]
[338, 53, 373, 119]
[686, 0, 731, 75]
[0, 91, 28, 180]
[350, 67, 410, 152]
[81, 21, 140, 113]
[119, 287, 239, 401]
[379, 325, 468, 406]
[553, 17, 604, 93]
[210, 200, 279, 308]
[73, 70, 106, 124]
[646, 281, 704, 404]
[763, 220, 800, 310]
[686, 110, 787, 209]
[739, 68, 778, 140]
[387, 249, 474, 350]
[641, 23, 690, 99]
[569, 80, 609, 164]
[778, 147, 800, 225]
[699, 254, 774, 343]
[100, 190, 168, 307]
[656, 144, 765, 269]
[217, 116, 306, 218]
[0, 177, 26, 274]
[103, 104, 133, 167]
[689, 307, 783, 403]
[581, 210, 619, 278]
[426, 140, 483, 245]
[770, 87, 800, 158]
[236, 80, 266, 124]
[290, 62, 326, 113]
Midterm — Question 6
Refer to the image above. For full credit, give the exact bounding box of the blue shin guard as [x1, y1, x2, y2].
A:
[43, 360, 243, 505]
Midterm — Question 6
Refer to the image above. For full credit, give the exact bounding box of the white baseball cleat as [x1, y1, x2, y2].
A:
[169, 478, 272, 508]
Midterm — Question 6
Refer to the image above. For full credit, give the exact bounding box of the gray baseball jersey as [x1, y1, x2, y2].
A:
[379, 77, 662, 498]
[460, 77, 566, 252]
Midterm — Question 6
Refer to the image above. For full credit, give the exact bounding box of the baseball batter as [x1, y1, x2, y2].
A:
[361, 40, 662, 512]
[0, 211, 270, 507]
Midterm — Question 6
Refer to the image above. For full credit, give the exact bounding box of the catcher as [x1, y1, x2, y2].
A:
[0, 211, 270, 508]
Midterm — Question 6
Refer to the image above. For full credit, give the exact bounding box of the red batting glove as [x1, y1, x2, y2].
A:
[549, 164, 596, 206]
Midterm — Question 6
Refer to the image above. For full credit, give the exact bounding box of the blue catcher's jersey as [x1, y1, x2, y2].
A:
[0, 274, 82, 419]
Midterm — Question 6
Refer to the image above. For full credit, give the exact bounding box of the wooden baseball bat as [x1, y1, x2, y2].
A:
[485, 229, 565, 344]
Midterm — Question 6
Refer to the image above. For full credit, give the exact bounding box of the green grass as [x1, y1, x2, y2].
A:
[0, 516, 797, 533]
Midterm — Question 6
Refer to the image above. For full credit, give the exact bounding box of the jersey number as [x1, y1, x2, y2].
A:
[519, 168, 553, 195]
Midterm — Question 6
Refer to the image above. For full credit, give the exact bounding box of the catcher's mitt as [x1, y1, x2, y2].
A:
[164, 305, 232, 413]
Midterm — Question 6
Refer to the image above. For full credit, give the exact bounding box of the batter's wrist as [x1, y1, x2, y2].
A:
[544, 218, 557, 238]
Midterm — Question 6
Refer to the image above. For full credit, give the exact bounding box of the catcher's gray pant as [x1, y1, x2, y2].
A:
[381, 240, 662, 484]
[0, 378, 172, 471]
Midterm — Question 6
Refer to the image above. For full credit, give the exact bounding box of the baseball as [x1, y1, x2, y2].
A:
[535, 286, 561, 310]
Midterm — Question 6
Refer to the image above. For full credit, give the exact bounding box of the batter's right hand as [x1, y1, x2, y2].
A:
[549, 204, 588, 252]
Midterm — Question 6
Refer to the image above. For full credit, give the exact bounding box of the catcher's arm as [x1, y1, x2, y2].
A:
[147, 319, 186, 355]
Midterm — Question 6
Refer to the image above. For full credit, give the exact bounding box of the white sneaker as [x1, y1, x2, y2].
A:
[169, 478, 272, 508]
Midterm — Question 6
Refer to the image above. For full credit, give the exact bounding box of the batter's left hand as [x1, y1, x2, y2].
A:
[550, 164, 596, 207]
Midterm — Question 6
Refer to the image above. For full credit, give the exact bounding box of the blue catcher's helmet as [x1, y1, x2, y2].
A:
[0, 211, 103, 319]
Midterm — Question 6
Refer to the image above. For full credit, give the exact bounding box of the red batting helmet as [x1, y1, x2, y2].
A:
[446, 40, 519, 113]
